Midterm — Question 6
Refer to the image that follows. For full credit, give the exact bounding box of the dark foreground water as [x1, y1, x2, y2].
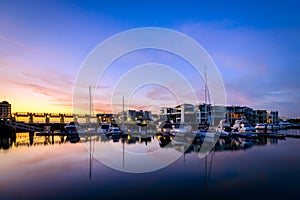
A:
[1, 129, 300, 200]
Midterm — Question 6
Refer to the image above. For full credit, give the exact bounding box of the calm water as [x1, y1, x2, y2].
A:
[1, 129, 300, 200]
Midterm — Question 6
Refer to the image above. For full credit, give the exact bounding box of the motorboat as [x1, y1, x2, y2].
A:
[64, 123, 80, 143]
[240, 123, 256, 132]
[194, 131, 216, 138]
[267, 124, 280, 130]
[232, 120, 256, 132]
[158, 120, 174, 136]
[255, 123, 266, 130]
[279, 121, 292, 129]
[216, 119, 232, 134]
[99, 123, 112, 135]
[170, 123, 191, 136]
[64, 123, 78, 134]
[109, 127, 122, 135]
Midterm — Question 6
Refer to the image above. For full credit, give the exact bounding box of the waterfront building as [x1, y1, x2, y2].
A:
[143, 111, 152, 121]
[119, 109, 152, 123]
[267, 110, 279, 124]
[160, 107, 176, 121]
[175, 104, 195, 124]
[196, 103, 211, 125]
[254, 110, 267, 124]
[195, 104, 226, 126]
[0, 101, 11, 119]
[160, 104, 196, 124]
[225, 106, 254, 125]
[159, 103, 225, 127]
[160, 106, 175, 122]
[96, 113, 114, 123]
[211, 105, 226, 127]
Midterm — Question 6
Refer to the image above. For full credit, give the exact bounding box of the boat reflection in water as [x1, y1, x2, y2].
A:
[0, 128, 281, 154]
[2, 128, 299, 200]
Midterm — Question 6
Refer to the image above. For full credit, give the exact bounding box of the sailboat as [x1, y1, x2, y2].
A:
[195, 66, 215, 138]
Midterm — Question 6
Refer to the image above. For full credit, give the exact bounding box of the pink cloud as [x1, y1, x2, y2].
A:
[144, 85, 180, 103]
[0, 34, 45, 55]
[225, 86, 252, 106]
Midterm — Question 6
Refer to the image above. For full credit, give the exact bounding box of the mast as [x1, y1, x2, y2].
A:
[89, 86, 92, 121]
[122, 96, 124, 124]
[204, 65, 207, 105]
[89, 86, 92, 179]
[204, 65, 208, 125]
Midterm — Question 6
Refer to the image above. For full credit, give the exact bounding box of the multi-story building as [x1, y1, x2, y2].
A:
[160, 106, 176, 122]
[196, 103, 211, 125]
[225, 106, 254, 125]
[159, 104, 279, 127]
[0, 101, 11, 119]
[160, 103, 225, 126]
[211, 105, 226, 126]
[254, 110, 267, 123]
[160, 104, 196, 124]
[96, 113, 114, 123]
[119, 109, 152, 122]
[176, 104, 195, 124]
[143, 111, 152, 121]
[267, 110, 279, 124]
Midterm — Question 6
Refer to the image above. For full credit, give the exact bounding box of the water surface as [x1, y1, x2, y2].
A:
[1, 130, 300, 200]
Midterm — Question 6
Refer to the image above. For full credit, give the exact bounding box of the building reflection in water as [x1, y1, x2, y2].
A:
[0, 131, 81, 150]
[0, 130, 285, 200]
[0, 130, 280, 153]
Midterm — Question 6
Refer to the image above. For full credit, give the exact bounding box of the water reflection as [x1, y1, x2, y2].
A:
[0, 132, 81, 150]
[1, 130, 300, 200]
[0, 131, 283, 154]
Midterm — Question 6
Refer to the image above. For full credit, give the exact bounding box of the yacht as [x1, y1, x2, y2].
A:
[216, 119, 232, 135]
[170, 123, 191, 136]
[64, 123, 78, 134]
[266, 124, 280, 130]
[232, 119, 256, 132]
[109, 127, 122, 135]
[64, 122, 80, 143]
[255, 123, 266, 130]
[98, 123, 112, 134]
[279, 121, 291, 129]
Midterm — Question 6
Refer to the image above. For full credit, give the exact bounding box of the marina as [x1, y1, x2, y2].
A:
[1, 128, 300, 200]
[1, 1, 300, 200]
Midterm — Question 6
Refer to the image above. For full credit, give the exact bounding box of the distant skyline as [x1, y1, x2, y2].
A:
[1, 0, 300, 117]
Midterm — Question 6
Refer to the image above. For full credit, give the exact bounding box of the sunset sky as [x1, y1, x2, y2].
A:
[1, 0, 300, 117]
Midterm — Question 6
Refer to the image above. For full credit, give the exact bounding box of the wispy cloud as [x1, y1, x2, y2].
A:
[0, 34, 42, 54]
[145, 86, 178, 102]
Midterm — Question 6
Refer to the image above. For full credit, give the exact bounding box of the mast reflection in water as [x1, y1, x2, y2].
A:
[1, 129, 300, 200]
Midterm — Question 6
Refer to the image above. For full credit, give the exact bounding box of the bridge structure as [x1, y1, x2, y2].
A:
[0, 112, 100, 133]
[11, 112, 100, 124]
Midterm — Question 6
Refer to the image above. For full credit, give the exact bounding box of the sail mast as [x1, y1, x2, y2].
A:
[89, 85, 92, 179]
[204, 65, 208, 124]
[204, 65, 207, 105]
[89, 86, 92, 120]
[122, 96, 124, 124]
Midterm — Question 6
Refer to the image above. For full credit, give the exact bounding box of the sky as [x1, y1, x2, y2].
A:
[0, 0, 300, 117]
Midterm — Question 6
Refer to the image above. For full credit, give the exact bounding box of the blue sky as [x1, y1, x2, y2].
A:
[0, 0, 300, 117]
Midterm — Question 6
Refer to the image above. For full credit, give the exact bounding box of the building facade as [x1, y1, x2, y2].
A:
[267, 111, 279, 124]
[160, 104, 196, 124]
[254, 110, 267, 123]
[0, 101, 11, 119]
[160, 103, 279, 127]
[225, 106, 255, 125]
[118, 109, 153, 123]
